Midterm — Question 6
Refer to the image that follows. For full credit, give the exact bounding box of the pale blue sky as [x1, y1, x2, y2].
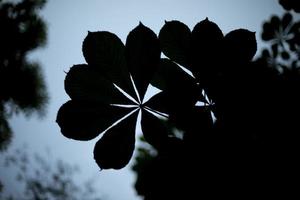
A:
[1, 0, 284, 199]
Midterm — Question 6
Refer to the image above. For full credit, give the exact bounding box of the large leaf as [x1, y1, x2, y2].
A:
[56, 100, 132, 141]
[159, 20, 191, 68]
[93, 110, 138, 169]
[149, 58, 204, 110]
[190, 18, 224, 81]
[224, 29, 257, 63]
[151, 58, 197, 92]
[125, 23, 161, 102]
[65, 64, 131, 104]
[82, 31, 137, 101]
[141, 110, 170, 150]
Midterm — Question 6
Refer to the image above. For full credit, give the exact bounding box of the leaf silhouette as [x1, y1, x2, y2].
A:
[224, 29, 257, 63]
[159, 20, 191, 68]
[279, 0, 300, 12]
[82, 31, 137, 101]
[125, 23, 161, 102]
[190, 18, 224, 81]
[141, 110, 169, 150]
[93, 111, 138, 169]
[57, 19, 261, 171]
[65, 64, 132, 104]
[149, 58, 203, 112]
[56, 100, 132, 141]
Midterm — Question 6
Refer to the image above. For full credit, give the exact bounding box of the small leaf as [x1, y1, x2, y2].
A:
[56, 100, 132, 141]
[125, 23, 161, 102]
[224, 29, 257, 62]
[282, 13, 292, 30]
[93, 110, 138, 169]
[262, 22, 274, 41]
[82, 31, 137, 101]
[159, 20, 191, 68]
[65, 64, 132, 104]
[141, 110, 169, 150]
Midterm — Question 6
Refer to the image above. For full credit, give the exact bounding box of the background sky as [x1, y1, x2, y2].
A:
[1, 0, 284, 199]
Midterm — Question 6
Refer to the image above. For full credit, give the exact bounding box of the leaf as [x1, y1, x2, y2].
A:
[65, 64, 132, 104]
[144, 92, 169, 115]
[262, 22, 274, 41]
[93, 110, 138, 169]
[82, 31, 137, 101]
[282, 13, 292, 30]
[190, 18, 224, 81]
[150, 58, 204, 107]
[224, 29, 257, 62]
[56, 100, 132, 141]
[141, 110, 169, 150]
[125, 23, 161, 102]
[169, 106, 213, 134]
[159, 20, 191, 68]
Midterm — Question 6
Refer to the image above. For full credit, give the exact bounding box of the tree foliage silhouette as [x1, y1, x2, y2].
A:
[57, 0, 299, 198]
[132, 1, 300, 199]
[0, 147, 102, 200]
[0, 0, 48, 151]
[57, 17, 257, 170]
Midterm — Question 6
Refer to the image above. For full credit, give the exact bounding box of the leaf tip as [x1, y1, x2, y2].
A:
[139, 21, 144, 26]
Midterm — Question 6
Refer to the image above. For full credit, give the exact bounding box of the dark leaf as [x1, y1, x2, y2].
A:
[141, 110, 169, 150]
[170, 106, 213, 134]
[125, 23, 161, 102]
[65, 64, 132, 104]
[144, 92, 169, 114]
[262, 22, 274, 41]
[270, 16, 280, 31]
[56, 100, 132, 141]
[279, 0, 293, 11]
[151, 58, 196, 91]
[282, 13, 292, 30]
[82, 31, 137, 101]
[224, 29, 257, 62]
[190, 18, 224, 80]
[94, 111, 138, 169]
[279, 0, 300, 12]
[159, 20, 191, 68]
[150, 58, 204, 105]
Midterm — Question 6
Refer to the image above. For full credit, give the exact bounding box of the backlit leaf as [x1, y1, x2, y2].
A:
[56, 100, 132, 141]
[141, 110, 169, 150]
[93, 110, 138, 169]
[224, 29, 257, 62]
[159, 20, 191, 68]
[190, 18, 224, 82]
[125, 23, 161, 102]
[82, 31, 137, 101]
[65, 64, 132, 104]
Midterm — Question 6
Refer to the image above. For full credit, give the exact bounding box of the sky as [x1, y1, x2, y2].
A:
[1, 0, 284, 199]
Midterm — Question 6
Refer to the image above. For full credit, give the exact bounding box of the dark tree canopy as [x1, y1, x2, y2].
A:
[0, 0, 48, 151]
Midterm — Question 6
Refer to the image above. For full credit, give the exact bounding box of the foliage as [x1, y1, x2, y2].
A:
[57, 17, 256, 171]
[0, 0, 48, 151]
[57, 0, 299, 198]
[0, 147, 102, 200]
[132, 1, 300, 199]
